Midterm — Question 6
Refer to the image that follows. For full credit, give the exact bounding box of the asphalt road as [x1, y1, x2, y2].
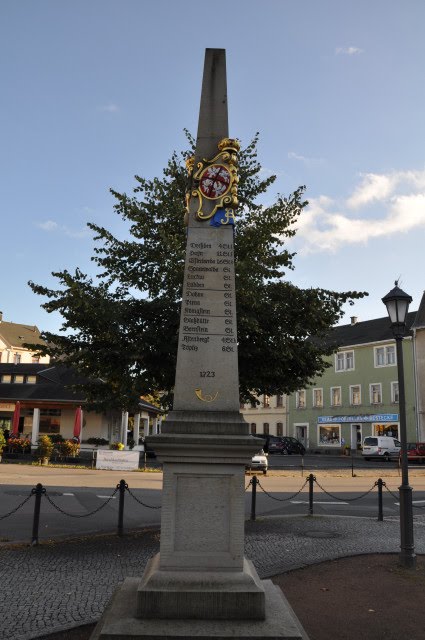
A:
[0, 461, 425, 544]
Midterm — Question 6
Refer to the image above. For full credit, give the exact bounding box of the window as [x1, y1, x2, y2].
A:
[240, 401, 245, 410]
[39, 409, 61, 434]
[1, 375, 12, 383]
[31, 355, 40, 363]
[14, 375, 24, 384]
[335, 350, 354, 372]
[374, 345, 396, 367]
[350, 385, 361, 405]
[296, 390, 306, 409]
[330, 387, 342, 406]
[263, 423, 269, 434]
[250, 423, 256, 435]
[370, 384, 382, 404]
[313, 388, 323, 408]
[276, 395, 283, 408]
[263, 395, 270, 408]
[318, 424, 341, 446]
[276, 422, 283, 436]
[250, 400, 257, 409]
[391, 382, 399, 403]
[14, 353, 21, 364]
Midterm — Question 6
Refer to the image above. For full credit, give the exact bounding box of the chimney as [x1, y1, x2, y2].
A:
[351, 316, 359, 325]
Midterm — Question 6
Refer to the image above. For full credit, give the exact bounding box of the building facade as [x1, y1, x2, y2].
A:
[241, 394, 289, 439]
[287, 313, 418, 453]
[0, 313, 50, 365]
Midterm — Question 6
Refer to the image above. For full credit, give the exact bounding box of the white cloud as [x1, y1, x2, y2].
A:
[288, 151, 324, 166]
[335, 46, 364, 55]
[37, 220, 59, 231]
[293, 168, 425, 253]
[98, 103, 119, 113]
[35, 219, 90, 238]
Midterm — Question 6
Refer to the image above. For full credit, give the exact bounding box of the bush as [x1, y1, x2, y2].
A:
[49, 434, 64, 444]
[36, 435, 54, 460]
[86, 437, 109, 446]
[0, 429, 5, 454]
[109, 442, 125, 451]
[57, 439, 80, 457]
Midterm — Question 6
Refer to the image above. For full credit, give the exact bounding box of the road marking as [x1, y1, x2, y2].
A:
[394, 500, 425, 506]
[97, 495, 116, 499]
[291, 500, 349, 505]
[62, 493, 74, 496]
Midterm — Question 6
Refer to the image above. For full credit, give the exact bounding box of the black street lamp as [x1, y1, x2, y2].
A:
[382, 282, 416, 568]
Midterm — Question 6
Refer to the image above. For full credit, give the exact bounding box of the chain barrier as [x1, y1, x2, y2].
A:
[383, 484, 399, 501]
[245, 479, 252, 491]
[313, 478, 378, 502]
[0, 493, 34, 520]
[256, 478, 309, 502]
[125, 486, 161, 509]
[43, 487, 119, 518]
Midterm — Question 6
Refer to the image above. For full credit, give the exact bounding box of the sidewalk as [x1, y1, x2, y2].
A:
[0, 513, 424, 640]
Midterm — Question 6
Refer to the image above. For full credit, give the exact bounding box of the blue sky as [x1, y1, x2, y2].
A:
[2, 0, 425, 333]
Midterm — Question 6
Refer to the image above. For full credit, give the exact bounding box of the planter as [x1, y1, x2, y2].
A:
[41, 457, 50, 466]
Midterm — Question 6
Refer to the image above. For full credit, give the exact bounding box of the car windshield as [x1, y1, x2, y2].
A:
[364, 437, 378, 446]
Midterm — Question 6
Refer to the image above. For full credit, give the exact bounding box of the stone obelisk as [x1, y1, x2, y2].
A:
[91, 49, 306, 640]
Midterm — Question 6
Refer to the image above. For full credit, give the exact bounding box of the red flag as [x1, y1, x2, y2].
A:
[11, 401, 21, 436]
[73, 406, 82, 440]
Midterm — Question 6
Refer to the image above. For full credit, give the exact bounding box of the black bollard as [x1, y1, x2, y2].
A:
[308, 473, 315, 515]
[377, 478, 384, 522]
[31, 483, 46, 545]
[117, 479, 128, 536]
[250, 475, 258, 521]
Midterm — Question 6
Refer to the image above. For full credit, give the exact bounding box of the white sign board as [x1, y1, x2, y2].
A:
[96, 449, 140, 471]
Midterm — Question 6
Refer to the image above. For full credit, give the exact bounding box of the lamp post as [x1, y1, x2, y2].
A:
[382, 282, 416, 568]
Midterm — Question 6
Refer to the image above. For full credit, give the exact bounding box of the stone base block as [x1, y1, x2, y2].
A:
[90, 577, 308, 640]
[137, 555, 265, 620]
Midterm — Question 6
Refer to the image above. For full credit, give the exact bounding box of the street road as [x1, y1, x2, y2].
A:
[0, 463, 424, 544]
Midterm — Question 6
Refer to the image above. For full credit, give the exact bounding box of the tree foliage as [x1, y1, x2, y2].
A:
[28, 133, 367, 411]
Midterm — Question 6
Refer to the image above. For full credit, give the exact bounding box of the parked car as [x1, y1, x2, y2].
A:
[402, 442, 425, 463]
[249, 449, 268, 475]
[362, 436, 401, 461]
[279, 436, 306, 456]
[256, 434, 305, 455]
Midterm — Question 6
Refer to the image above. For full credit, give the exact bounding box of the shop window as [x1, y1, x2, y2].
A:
[350, 385, 361, 405]
[370, 384, 382, 404]
[374, 423, 399, 438]
[330, 387, 341, 406]
[335, 350, 354, 372]
[39, 409, 61, 434]
[374, 345, 396, 367]
[296, 390, 306, 409]
[318, 424, 341, 446]
[276, 422, 283, 436]
[313, 388, 323, 408]
[391, 382, 399, 403]
[250, 423, 256, 435]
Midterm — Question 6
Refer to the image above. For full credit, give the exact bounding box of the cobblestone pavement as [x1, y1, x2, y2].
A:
[1, 515, 424, 640]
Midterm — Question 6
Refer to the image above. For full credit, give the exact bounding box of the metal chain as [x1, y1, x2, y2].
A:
[0, 493, 34, 520]
[382, 483, 425, 509]
[256, 478, 309, 502]
[383, 484, 399, 501]
[43, 487, 119, 518]
[313, 478, 378, 502]
[245, 478, 252, 491]
[125, 486, 161, 509]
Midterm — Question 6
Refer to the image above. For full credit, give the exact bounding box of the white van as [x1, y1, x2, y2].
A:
[362, 436, 401, 461]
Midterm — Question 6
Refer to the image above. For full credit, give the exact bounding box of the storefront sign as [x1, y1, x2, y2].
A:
[318, 414, 398, 424]
[0, 403, 15, 412]
[95, 449, 139, 471]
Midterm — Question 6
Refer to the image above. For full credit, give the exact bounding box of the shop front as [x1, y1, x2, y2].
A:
[317, 414, 400, 451]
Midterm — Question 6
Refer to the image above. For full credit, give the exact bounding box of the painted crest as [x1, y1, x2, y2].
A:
[186, 138, 240, 225]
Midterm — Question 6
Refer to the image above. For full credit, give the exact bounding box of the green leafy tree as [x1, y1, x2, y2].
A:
[28, 133, 366, 411]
